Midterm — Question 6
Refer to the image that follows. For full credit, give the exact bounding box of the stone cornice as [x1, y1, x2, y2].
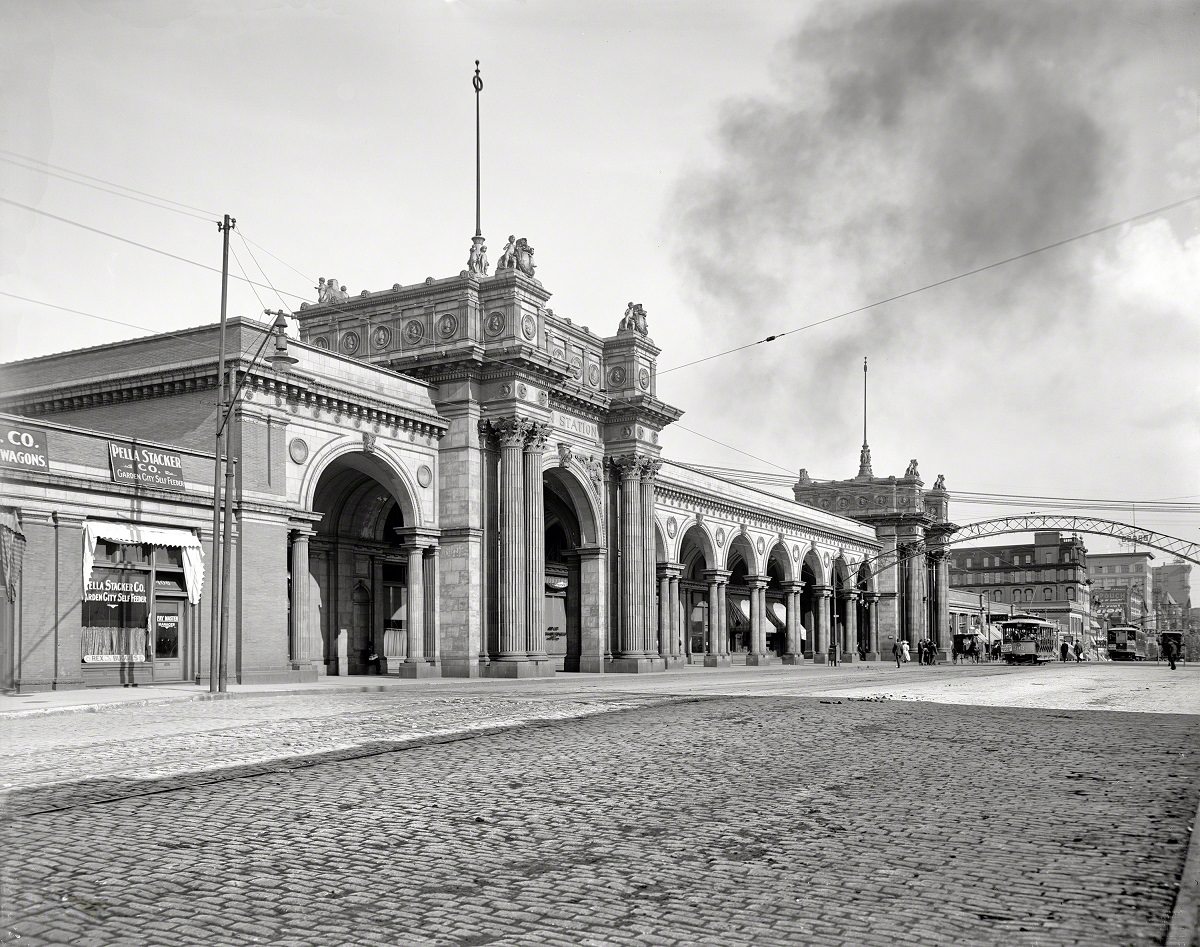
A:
[655, 481, 879, 556]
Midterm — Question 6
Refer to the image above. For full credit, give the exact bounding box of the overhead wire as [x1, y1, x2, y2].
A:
[658, 192, 1200, 375]
[0, 149, 219, 219]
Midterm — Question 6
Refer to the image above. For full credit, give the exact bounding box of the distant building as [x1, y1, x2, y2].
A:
[1153, 561, 1193, 632]
[1089, 551, 1155, 627]
[947, 530, 1091, 643]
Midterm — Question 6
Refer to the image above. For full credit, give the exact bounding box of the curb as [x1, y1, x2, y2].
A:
[0, 682, 475, 719]
[1166, 787, 1200, 946]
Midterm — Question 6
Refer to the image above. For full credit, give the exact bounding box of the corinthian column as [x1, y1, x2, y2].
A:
[843, 590, 859, 662]
[524, 422, 551, 662]
[745, 575, 769, 666]
[781, 580, 804, 665]
[640, 460, 661, 655]
[618, 456, 646, 656]
[496, 417, 530, 660]
[813, 585, 832, 664]
[404, 544, 425, 664]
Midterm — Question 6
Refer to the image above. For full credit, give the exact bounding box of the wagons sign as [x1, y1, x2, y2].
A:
[108, 442, 186, 492]
[0, 424, 50, 472]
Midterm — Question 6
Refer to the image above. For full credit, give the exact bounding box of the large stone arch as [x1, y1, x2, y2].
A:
[299, 436, 423, 527]
[724, 530, 758, 575]
[765, 540, 794, 583]
[678, 521, 718, 580]
[541, 459, 601, 546]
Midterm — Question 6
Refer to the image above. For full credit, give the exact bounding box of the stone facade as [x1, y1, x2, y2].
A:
[0, 269, 882, 690]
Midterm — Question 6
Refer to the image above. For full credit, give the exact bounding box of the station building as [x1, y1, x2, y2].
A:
[0, 262, 953, 692]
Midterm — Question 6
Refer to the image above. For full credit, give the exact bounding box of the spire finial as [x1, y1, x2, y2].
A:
[473, 60, 483, 239]
[857, 356, 873, 478]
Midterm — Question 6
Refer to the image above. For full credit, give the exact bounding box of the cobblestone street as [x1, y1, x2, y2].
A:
[2, 667, 1198, 946]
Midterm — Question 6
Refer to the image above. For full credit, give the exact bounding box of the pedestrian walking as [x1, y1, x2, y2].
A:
[1060, 641, 1069, 663]
[892, 640, 901, 668]
[1164, 638, 1179, 671]
[901, 640, 911, 664]
[1073, 641, 1083, 663]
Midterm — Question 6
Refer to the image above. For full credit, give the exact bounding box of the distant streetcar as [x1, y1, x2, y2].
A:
[1107, 624, 1148, 661]
[999, 615, 1059, 665]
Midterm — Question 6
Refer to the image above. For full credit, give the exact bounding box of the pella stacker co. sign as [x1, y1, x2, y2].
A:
[108, 441, 186, 492]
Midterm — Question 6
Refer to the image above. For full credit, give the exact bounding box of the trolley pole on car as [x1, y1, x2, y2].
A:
[208, 213, 234, 693]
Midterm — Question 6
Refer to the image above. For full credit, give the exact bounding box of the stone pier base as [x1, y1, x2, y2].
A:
[606, 656, 666, 674]
[483, 659, 556, 679]
[394, 662, 441, 679]
[746, 654, 781, 667]
[702, 654, 732, 668]
[782, 654, 805, 666]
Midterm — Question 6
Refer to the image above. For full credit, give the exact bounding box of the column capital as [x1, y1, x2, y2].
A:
[779, 580, 805, 593]
[840, 589, 860, 602]
[524, 421, 553, 452]
[486, 416, 536, 448]
[743, 574, 770, 590]
[575, 543, 606, 561]
[656, 561, 684, 579]
[862, 591, 880, 603]
[702, 568, 731, 584]
[290, 525, 317, 539]
[813, 584, 833, 598]
[395, 526, 441, 550]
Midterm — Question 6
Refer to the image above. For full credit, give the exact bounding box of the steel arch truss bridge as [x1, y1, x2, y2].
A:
[858, 514, 1200, 583]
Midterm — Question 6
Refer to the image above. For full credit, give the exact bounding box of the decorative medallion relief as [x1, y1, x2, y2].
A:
[516, 383, 528, 399]
[621, 426, 633, 437]
[608, 366, 626, 387]
[372, 326, 392, 350]
[362, 432, 376, 453]
[716, 528, 726, 548]
[437, 314, 458, 339]
[403, 320, 424, 344]
[538, 391, 548, 406]
[792, 544, 800, 561]
[587, 364, 600, 387]
[666, 516, 678, 539]
[756, 537, 765, 555]
[569, 356, 583, 380]
[521, 313, 537, 341]
[288, 438, 309, 464]
[499, 384, 512, 397]
[417, 465, 433, 488]
[638, 368, 650, 390]
[340, 332, 360, 355]
[485, 312, 505, 337]
[313, 336, 330, 349]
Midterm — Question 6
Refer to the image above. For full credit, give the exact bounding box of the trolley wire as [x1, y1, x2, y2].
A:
[657, 193, 1200, 376]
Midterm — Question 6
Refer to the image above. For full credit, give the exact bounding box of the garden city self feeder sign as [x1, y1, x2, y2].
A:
[108, 441, 186, 492]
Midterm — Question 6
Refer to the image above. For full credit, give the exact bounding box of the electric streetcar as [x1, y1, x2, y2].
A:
[1106, 624, 1148, 661]
[998, 614, 1059, 665]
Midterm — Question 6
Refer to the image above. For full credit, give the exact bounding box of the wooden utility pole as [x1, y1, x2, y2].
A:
[208, 214, 234, 693]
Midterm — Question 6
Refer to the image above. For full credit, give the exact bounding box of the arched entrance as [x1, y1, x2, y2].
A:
[679, 524, 720, 664]
[305, 450, 425, 676]
[724, 533, 757, 659]
[800, 549, 825, 660]
[764, 544, 792, 657]
[542, 465, 602, 672]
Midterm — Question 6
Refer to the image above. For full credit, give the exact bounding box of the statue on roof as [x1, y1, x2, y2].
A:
[467, 240, 489, 277]
[496, 235, 536, 278]
[316, 277, 348, 305]
[933, 474, 946, 491]
[497, 235, 517, 270]
[619, 302, 648, 336]
[905, 459, 920, 479]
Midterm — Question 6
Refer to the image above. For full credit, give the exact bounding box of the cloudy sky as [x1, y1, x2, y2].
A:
[2, 0, 1198, 593]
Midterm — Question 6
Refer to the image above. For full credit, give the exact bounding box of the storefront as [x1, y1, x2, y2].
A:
[0, 413, 218, 693]
[80, 523, 204, 685]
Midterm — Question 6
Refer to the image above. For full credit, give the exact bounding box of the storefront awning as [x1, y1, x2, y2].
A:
[0, 508, 26, 603]
[767, 602, 787, 631]
[728, 596, 750, 630]
[83, 521, 205, 605]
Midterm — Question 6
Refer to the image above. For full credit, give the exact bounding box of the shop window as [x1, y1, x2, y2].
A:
[83, 569, 150, 662]
[154, 546, 184, 569]
[95, 540, 149, 568]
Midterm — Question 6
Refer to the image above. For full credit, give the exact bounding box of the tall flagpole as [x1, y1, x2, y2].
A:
[857, 356, 873, 478]
[468, 61, 487, 275]
[474, 60, 482, 239]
